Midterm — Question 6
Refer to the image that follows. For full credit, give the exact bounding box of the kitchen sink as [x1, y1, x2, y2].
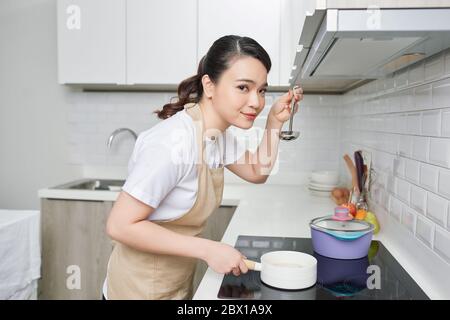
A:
[53, 179, 125, 191]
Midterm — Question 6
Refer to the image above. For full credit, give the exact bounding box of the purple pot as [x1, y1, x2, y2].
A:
[310, 215, 374, 260]
[314, 252, 369, 285]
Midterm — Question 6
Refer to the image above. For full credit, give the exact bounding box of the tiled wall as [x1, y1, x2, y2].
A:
[340, 48, 450, 266]
[66, 91, 341, 183]
[67, 92, 171, 166]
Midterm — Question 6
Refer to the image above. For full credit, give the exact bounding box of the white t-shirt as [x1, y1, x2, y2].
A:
[103, 109, 247, 299]
[121, 108, 247, 221]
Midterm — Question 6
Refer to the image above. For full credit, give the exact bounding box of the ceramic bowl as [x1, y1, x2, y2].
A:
[310, 171, 339, 185]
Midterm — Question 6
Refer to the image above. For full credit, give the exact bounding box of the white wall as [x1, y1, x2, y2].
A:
[340, 48, 450, 291]
[0, 0, 81, 210]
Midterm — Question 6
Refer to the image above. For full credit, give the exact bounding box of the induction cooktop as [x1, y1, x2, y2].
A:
[218, 235, 429, 300]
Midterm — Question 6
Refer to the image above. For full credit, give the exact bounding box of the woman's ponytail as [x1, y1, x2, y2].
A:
[154, 57, 205, 119]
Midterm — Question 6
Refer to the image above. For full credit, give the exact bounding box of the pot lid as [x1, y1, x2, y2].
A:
[310, 215, 374, 233]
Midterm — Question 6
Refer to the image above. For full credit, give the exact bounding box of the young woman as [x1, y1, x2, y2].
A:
[103, 35, 303, 300]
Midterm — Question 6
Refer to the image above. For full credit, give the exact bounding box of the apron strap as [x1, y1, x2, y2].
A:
[185, 103, 205, 170]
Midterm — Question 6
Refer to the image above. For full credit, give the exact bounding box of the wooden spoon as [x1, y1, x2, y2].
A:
[343, 154, 360, 195]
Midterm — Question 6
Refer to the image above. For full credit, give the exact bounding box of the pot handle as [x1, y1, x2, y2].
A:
[243, 259, 262, 271]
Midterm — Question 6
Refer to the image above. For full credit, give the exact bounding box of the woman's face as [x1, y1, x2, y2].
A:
[210, 56, 268, 130]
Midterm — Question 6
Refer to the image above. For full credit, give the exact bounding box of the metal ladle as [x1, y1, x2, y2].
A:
[279, 88, 300, 141]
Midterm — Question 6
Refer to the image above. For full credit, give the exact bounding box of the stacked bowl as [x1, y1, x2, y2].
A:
[308, 171, 339, 197]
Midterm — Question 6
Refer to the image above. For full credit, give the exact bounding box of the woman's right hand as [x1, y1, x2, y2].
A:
[202, 240, 248, 276]
[268, 85, 303, 126]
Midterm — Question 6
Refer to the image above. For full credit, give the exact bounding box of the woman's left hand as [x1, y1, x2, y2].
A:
[268, 86, 303, 126]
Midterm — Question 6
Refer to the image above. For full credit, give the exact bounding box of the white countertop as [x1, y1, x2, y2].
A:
[38, 180, 449, 299]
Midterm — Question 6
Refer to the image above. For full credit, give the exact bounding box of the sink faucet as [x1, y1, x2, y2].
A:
[107, 128, 138, 148]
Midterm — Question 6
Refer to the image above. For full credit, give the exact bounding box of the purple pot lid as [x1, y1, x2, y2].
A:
[310, 215, 374, 234]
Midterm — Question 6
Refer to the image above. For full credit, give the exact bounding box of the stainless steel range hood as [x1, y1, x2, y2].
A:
[291, 7, 450, 93]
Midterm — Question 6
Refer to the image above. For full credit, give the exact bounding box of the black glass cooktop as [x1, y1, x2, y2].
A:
[218, 235, 429, 300]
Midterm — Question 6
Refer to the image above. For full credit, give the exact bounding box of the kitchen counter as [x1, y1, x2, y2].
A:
[38, 181, 448, 299]
[37, 186, 239, 206]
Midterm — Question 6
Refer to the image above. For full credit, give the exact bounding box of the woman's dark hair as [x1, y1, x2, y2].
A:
[154, 35, 271, 119]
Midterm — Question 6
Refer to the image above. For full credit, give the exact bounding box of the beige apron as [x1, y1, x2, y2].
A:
[106, 102, 224, 300]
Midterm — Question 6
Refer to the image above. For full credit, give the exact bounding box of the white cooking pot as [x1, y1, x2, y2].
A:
[243, 251, 317, 290]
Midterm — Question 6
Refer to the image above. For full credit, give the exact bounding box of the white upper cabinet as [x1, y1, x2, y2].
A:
[57, 0, 290, 86]
[126, 0, 197, 84]
[279, 0, 306, 86]
[57, 0, 126, 84]
[198, 0, 281, 86]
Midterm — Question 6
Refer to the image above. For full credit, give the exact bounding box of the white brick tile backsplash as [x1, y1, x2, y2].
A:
[420, 163, 439, 192]
[438, 168, 450, 200]
[75, 123, 97, 134]
[393, 157, 405, 177]
[425, 53, 444, 81]
[401, 89, 415, 111]
[398, 135, 413, 157]
[380, 188, 390, 210]
[416, 216, 435, 248]
[67, 112, 88, 123]
[395, 69, 408, 89]
[434, 226, 450, 263]
[394, 114, 407, 134]
[408, 62, 424, 85]
[406, 112, 421, 135]
[385, 76, 395, 92]
[389, 195, 403, 222]
[432, 77, 450, 109]
[426, 192, 449, 227]
[340, 50, 450, 273]
[379, 152, 394, 174]
[410, 185, 427, 215]
[414, 84, 432, 110]
[421, 110, 441, 136]
[448, 208, 450, 231]
[68, 153, 85, 165]
[98, 104, 115, 112]
[405, 158, 420, 184]
[385, 114, 395, 132]
[442, 109, 450, 137]
[396, 178, 410, 203]
[370, 183, 382, 205]
[87, 154, 107, 165]
[446, 50, 450, 76]
[402, 206, 417, 234]
[412, 136, 429, 162]
[87, 113, 107, 123]
[429, 138, 450, 168]
[386, 174, 397, 194]
[385, 134, 398, 154]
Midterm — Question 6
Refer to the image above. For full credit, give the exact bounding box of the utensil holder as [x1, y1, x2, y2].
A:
[356, 189, 368, 211]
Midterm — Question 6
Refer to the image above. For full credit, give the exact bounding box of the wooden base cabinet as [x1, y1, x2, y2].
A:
[39, 199, 114, 300]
